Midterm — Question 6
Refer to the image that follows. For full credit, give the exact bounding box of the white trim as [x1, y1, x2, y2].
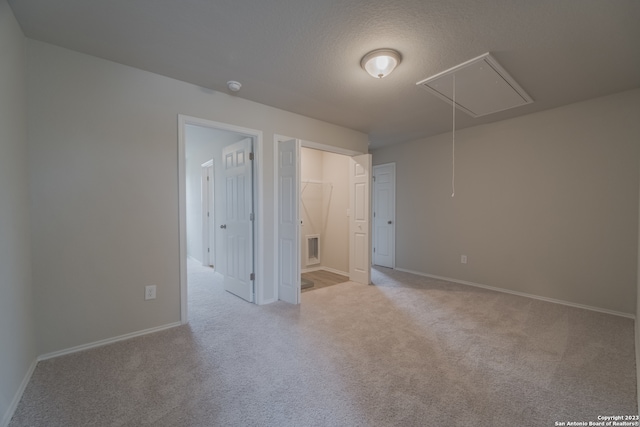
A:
[253, 129, 265, 304]
[201, 159, 214, 268]
[178, 116, 188, 323]
[179, 115, 265, 315]
[1, 359, 37, 427]
[300, 139, 361, 157]
[273, 137, 280, 301]
[394, 268, 635, 319]
[37, 322, 182, 362]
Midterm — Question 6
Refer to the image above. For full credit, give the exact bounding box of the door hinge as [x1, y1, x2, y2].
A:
[249, 152, 254, 161]
[250, 273, 255, 281]
[207, 211, 210, 217]
[250, 212, 254, 221]
[374, 247, 376, 253]
[373, 176, 376, 182]
[207, 175, 210, 181]
[207, 248, 210, 253]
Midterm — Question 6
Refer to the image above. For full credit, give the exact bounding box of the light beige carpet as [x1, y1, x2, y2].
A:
[9, 261, 637, 426]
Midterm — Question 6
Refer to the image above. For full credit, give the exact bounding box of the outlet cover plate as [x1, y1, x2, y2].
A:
[145, 285, 156, 300]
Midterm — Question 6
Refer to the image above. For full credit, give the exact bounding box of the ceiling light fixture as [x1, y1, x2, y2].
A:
[361, 49, 401, 79]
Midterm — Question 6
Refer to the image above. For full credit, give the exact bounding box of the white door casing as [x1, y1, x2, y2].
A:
[349, 154, 372, 284]
[202, 160, 214, 267]
[277, 138, 300, 304]
[222, 138, 254, 302]
[373, 163, 395, 268]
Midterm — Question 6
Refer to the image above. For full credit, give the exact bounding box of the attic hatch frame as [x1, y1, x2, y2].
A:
[416, 52, 533, 118]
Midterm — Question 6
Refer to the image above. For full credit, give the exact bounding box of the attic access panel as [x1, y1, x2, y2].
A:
[416, 53, 533, 117]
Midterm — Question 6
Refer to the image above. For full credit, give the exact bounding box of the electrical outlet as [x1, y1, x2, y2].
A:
[461, 255, 467, 264]
[145, 285, 156, 300]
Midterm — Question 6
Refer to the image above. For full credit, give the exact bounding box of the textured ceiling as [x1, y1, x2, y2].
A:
[8, 0, 640, 149]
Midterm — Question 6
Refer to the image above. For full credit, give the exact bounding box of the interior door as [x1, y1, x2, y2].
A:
[222, 138, 254, 302]
[277, 138, 300, 304]
[373, 163, 395, 268]
[349, 154, 372, 284]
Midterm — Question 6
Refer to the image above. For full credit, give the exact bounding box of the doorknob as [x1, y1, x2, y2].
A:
[220, 224, 227, 229]
[388, 220, 393, 224]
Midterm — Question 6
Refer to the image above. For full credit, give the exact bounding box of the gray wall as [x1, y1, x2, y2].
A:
[26, 39, 368, 355]
[373, 89, 640, 315]
[0, 0, 36, 424]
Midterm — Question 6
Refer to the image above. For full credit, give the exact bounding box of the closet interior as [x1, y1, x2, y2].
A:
[299, 147, 350, 291]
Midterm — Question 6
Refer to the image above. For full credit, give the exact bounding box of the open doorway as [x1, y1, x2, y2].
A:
[179, 115, 263, 323]
[184, 124, 245, 273]
[275, 137, 371, 304]
[300, 147, 350, 292]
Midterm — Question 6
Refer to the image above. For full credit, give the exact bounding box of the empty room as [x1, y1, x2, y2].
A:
[1, 1, 639, 426]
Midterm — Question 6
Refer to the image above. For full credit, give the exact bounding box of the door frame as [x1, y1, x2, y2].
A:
[372, 162, 396, 269]
[178, 115, 264, 323]
[201, 159, 214, 268]
[273, 136, 369, 302]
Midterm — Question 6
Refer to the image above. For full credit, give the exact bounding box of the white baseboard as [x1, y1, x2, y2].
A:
[394, 268, 635, 319]
[1, 358, 37, 427]
[37, 322, 183, 362]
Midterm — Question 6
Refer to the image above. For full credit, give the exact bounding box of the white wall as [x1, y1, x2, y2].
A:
[0, 1, 36, 424]
[26, 40, 368, 355]
[301, 148, 324, 268]
[300, 148, 349, 274]
[321, 151, 350, 274]
[373, 89, 640, 315]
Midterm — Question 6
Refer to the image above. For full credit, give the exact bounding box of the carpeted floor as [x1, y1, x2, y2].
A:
[9, 260, 637, 426]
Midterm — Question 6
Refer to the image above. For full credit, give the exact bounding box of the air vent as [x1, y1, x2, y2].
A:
[416, 53, 533, 117]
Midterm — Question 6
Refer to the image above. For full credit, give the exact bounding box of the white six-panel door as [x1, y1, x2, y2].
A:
[349, 154, 372, 285]
[222, 138, 254, 302]
[277, 139, 300, 304]
[373, 163, 395, 268]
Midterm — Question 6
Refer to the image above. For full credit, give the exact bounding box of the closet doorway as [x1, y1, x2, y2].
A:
[300, 147, 350, 291]
[276, 137, 371, 304]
